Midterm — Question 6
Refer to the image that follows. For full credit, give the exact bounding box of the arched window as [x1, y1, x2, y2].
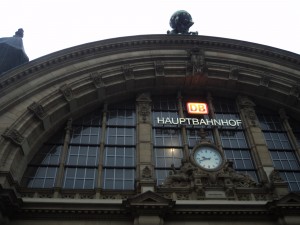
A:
[22, 101, 136, 190]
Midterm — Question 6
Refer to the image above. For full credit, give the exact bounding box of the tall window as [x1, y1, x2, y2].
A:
[102, 102, 136, 190]
[63, 112, 101, 189]
[22, 102, 136, 191]
[258, 111, 300, 191]
[23, 132, 64, 188]
[152, 96, 183, 185]
[214, 99, 258, 181]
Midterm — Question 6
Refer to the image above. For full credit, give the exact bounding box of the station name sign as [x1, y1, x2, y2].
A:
[156, 117, 242, 127]
[156, 101, 242, 127]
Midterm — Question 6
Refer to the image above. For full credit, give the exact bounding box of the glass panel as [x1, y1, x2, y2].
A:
[26, 167, 58, 188]
[63, 168, 97, 189]
[103, 169, 135, 190]
[66, 146, 98, 166]
[154, 148, 183, 168]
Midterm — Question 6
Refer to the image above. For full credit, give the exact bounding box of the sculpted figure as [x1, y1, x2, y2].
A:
[167, 10, 198, 35]
[162, 161, 196, 187]
[222, 161, 256, 187]
[13, 28, 24, 38]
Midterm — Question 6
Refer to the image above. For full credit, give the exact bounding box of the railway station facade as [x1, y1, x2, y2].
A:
[0, 34, 300, 225]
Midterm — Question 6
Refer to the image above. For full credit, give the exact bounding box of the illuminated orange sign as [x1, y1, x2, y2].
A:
[187, 102, 208, 114]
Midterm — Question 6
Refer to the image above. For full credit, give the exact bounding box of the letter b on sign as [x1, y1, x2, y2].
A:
[187, 102, 208, 114]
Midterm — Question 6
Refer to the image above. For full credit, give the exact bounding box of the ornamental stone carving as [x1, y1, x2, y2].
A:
[141, 166, 152, 179]
[122, 65, 134, 80]
[155, 61, 164, 76]
[160, 160, 258, 200]
[189, 48, 206, 75]
[269, 169, 285, 183]
[28, 102, 47, 119]
[90, 71, 104, 88]
[136, 93, 151, 123]
[229, 66, 239, 80]
[59, 84, 73, 101]
[290, 83, 300, 97]
[260, 73, 271, 86]
[237, 95, 258, 126]
[162, 162, 196, 187]
[2, 128, 24, 146]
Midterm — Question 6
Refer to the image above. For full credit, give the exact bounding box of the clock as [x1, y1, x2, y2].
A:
[192, 145, 224, 171]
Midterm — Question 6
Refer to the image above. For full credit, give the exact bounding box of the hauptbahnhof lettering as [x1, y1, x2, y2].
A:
[156, 117, 242, 127]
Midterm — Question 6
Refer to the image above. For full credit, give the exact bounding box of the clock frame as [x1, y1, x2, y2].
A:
[190, 143, 225, 171]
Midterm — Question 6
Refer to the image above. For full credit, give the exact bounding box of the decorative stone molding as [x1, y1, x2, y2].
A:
[122, 65, 134, 80]
[229, 66, 239, 80]
[269, 169, 285, 184]
[189, 48, 206, 75]
[65, 118, 73, 131]
[159, 160, 258, 200]
[139, 103, 151, 123]
[2, 128, 24, 146]
[141, 166, 152, 179]
[123, 191, 175, 215]
[27, 102, 47, 119]
[237, 95, 258, 127]
[290, 83, 300, 97]
[90, 71, 104, 88]
[137, 93, 151, 123]
[155, 61, 164, 76]
[260, 73, 271, 86]
[59, 84, 73, 101]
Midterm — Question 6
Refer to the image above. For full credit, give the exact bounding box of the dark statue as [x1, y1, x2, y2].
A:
[167, 10, 198, 35]
[0, 28, 29, 74]
[13, 28, 24, 38]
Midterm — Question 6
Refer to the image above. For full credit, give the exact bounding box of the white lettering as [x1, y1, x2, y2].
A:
[221, 120, 229, 126]
[213, 119, 221, 126]
[200, 119, 207, 125]
[186, 118, 192, 125]
[206, 119, 214, 126]
[236, 120, 242, 127]
[228, 119, 236, 126]
[157, 117, 164, 124]
[171, 118, 179, 124]
[165, 117, 172, 124]
[179, 118, 186, 124]
[156, 117, 242, 127]
[192, 118, 199, 125]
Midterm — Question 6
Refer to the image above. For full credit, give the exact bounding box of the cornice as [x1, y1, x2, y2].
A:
[0, 34, 299, 94]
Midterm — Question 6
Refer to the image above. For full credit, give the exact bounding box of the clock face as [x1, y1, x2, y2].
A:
[194, 146, 223, 170]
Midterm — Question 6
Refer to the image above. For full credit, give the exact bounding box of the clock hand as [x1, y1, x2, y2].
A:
[197, 157, 211, 162]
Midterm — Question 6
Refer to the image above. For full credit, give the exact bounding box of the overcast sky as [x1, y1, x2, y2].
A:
[1, 0, 300, 60]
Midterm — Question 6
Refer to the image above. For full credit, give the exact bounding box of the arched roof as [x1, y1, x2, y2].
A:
[0, 34, 300, 185]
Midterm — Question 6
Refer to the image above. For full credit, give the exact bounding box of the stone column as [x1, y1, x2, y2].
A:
[136, 93, 155, 192]
[96, 104, 107, 198]
[237, 95, 270, 184]
[177, 92, 189, 162]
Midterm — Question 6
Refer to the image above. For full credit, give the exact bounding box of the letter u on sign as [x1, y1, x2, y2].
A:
[187, 102, 208, 114]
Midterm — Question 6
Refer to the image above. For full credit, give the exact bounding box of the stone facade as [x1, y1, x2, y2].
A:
[0, 34, 300, 225]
